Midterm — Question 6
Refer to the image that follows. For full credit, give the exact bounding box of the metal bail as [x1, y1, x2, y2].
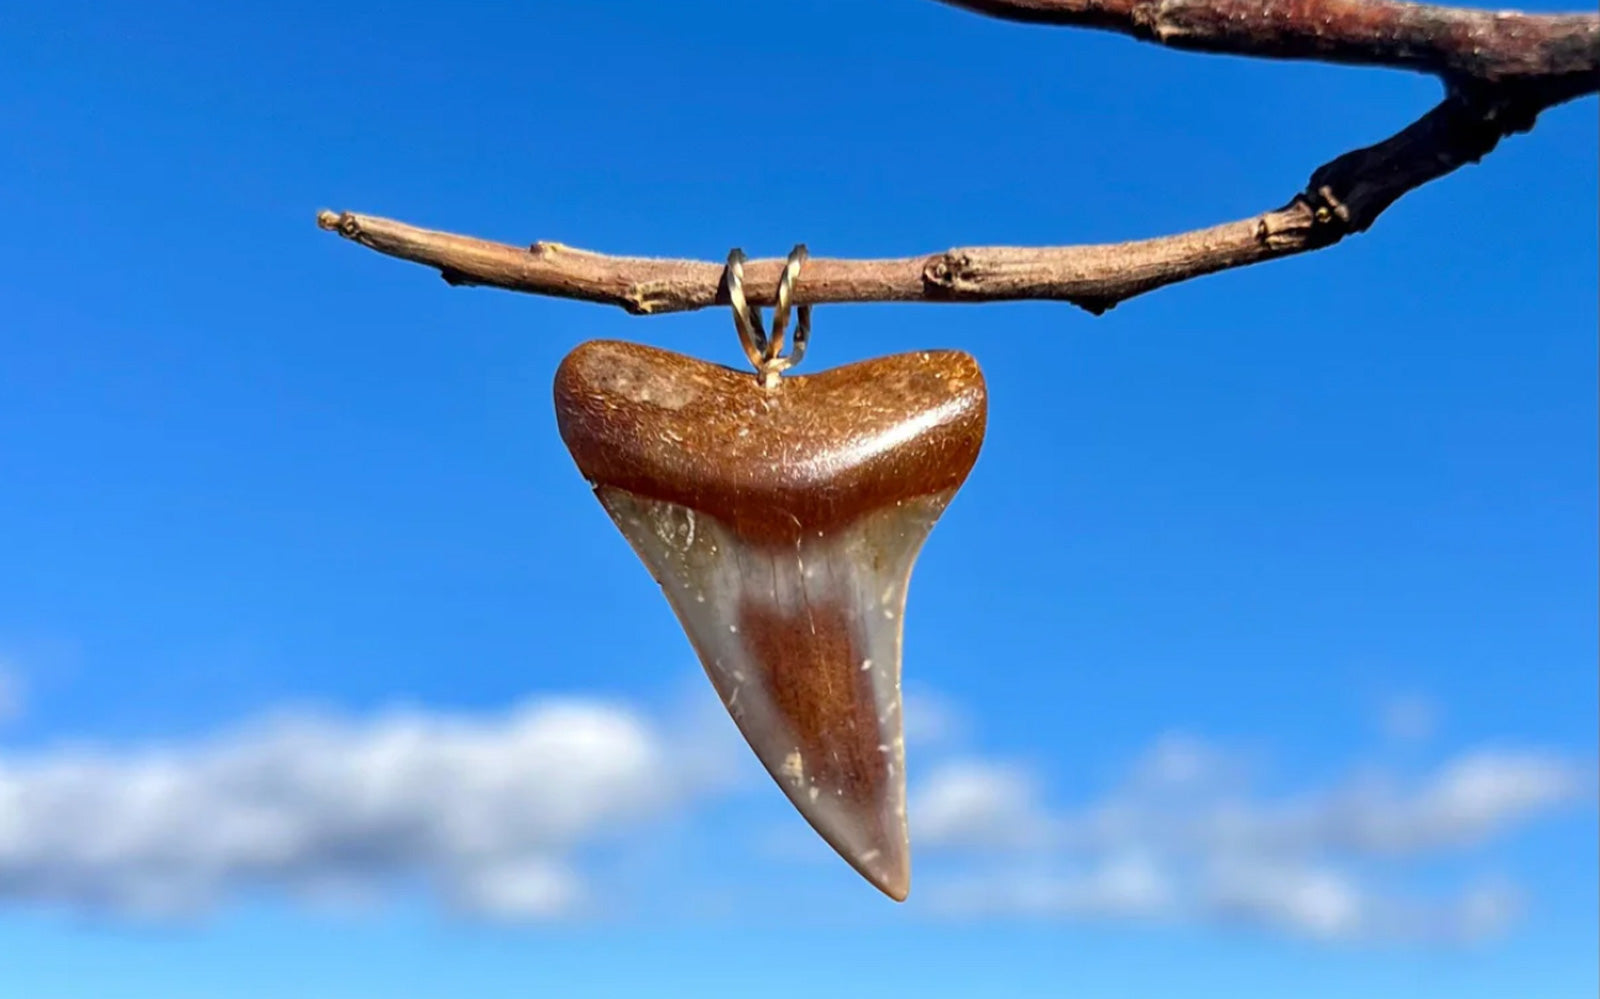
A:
[726, 245, 811, 390]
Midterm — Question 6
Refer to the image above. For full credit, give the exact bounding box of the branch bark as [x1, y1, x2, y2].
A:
[940, 0, 1599, 89]
[316, 0, 1598, 316]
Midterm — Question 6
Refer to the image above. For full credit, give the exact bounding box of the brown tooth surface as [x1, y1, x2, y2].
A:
[553, 340, 987, 900]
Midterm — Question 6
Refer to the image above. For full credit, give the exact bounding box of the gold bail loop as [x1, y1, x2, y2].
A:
[726, 245, 811, 389]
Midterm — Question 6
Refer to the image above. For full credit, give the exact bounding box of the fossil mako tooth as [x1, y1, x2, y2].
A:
[553, 340, 987, 901]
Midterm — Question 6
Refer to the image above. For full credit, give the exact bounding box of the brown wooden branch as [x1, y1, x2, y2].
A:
[315, 83, 1588, 316]
[317, 0, 1597, 317]
[940, 0, 1599, 90]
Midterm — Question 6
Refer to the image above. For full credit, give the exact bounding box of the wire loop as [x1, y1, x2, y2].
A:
[725, 245, 811, 388]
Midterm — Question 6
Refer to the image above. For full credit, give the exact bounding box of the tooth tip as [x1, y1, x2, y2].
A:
[818, 815, 910, 902]
[778, 779, 911, 903]
[871, 868, 911, 903]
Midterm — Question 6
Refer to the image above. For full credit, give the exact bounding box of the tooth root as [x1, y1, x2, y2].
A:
[552, 340, 987, 900]
[596, 487, 952, 901]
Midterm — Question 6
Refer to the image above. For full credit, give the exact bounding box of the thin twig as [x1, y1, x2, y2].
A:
[316, 88, 1586, 315]
[316, 0, 1598, 316]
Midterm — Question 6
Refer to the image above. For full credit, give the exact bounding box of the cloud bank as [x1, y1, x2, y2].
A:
[0, 699, 712, 919]
[0, 689, 1588, 941]
[909, 732, 1589, 942]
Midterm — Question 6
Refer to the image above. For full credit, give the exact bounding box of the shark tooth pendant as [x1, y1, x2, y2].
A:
[552, 248, 986, 900]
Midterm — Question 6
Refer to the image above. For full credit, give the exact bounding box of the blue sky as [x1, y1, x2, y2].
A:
[1, 0, 1595, 996]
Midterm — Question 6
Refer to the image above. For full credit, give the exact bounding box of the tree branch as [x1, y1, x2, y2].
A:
[316, 0, 1597, 316]
[941, 0, 1598, 87]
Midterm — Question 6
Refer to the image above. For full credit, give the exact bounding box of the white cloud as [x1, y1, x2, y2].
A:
[926, 854, 1175, 921]
[913, 760, 1053, 851]
[0, 698, 717, 920]
[905, 729, 1591, 943]
[447, 856, 587, 920]
[1131, 732, 1237, 790]
[0, 679, 1587, 942]
[1205, 861, 1367, 940]
[925, 850, 1527, 944]
[1200, 749, 1591, 857]
[1203, 863, 1525, 944]
[1399, 750, 1584, 847]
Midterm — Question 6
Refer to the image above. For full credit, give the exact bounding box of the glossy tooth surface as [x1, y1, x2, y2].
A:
[553, 340, 987, 900]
